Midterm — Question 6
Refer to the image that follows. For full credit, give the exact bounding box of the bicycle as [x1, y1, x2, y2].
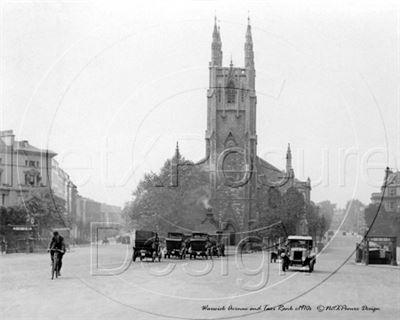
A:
[49, 248, 63, 280]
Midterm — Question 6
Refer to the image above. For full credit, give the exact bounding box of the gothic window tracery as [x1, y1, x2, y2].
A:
[226, 80, 236, 104]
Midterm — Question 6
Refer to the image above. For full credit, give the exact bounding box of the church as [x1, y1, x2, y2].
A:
[175, 18, 311, 243]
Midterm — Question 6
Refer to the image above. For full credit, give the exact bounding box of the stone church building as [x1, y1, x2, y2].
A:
[176, 19, 311, 243]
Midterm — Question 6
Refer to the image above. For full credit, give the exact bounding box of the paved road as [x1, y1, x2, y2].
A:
[0, 234, 399, 320]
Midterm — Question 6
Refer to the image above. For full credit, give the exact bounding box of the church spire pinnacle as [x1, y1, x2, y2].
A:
[213, 15, 218, 38]
[175, 141, 181, 160]
[244, 16, 254, 69]
[286, 143, 292, 172]
[211, 17, 222, 66]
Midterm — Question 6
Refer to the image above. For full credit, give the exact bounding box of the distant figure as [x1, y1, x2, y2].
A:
[0, 238, 7, 255]
[153, 233, 160, 252]
[205, 236, 213, 259]
[102, 237, 109, 245]
[270, 251, 278, 263]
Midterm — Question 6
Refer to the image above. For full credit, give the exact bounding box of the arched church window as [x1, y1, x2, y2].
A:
[226, 80, 236, 104]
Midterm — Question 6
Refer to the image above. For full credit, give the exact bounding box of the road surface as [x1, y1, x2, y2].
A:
[0, 234, 399, 320]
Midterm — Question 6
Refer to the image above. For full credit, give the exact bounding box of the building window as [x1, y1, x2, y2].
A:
[1, 194, 5, 206]
[25, 173, 36, 186]
[389, 188, 396, 197]
[226, 81, 236, 104]
[28, 160, 36, 167]
[388, 201, 395, 211]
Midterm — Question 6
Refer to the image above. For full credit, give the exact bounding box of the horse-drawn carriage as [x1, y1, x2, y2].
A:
[132, 230, 162, 262]
[165, 232, 186, 259]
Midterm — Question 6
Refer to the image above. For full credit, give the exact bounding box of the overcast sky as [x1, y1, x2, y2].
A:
[1, 0, 399, 208]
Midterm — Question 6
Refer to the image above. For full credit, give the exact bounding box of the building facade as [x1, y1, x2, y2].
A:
[196, 19, 311, 240]
[0, 130, 57, 207]
[51, 159, 77, 218]
[371, 168, 400, 213]
[73, 196, 122, 242]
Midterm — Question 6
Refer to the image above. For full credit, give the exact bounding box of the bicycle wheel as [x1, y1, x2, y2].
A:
[53, 253, 59, 279]
[51, 257, 56, 280]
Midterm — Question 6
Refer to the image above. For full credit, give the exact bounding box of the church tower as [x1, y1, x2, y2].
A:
[205, 18, 258, 241]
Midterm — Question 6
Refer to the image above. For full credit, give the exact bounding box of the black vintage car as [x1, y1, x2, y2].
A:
[165, 232, 186, 259]
[281, 235, 316, 272]
[188, 232, 210, 259]
[132, 230, 161, 262]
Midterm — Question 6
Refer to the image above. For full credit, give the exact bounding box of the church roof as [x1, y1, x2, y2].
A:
[197, 219, 218, 234]
[255, 156, 310, 190]
[386, 171, 400, 186]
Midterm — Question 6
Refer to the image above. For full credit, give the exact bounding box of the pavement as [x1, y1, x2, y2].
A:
[0, 234, 399, 320]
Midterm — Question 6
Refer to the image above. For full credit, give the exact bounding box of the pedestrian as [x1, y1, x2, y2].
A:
[0, 238, 7, 255]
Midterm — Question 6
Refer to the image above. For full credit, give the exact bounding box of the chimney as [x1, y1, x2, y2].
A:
[0, 130, 15, 147]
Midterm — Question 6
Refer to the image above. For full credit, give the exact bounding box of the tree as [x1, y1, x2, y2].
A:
[305, 202, 320, 240]
[0, 189, 68, 240]
[256, 186, 284, 240]
[342, 199, 366, 233]
[24, 190, 68, 235]
[317, 200, 336, 231]
[281, 187, 305, 235]
[364, 203, 399, 239]
[125, 156, 210, 233]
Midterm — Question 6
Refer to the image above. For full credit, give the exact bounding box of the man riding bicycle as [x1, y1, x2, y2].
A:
[48, 231, 66, 276]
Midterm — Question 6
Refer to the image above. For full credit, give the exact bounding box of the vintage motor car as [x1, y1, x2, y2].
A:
[132, 230, 161, 262]
[281, 235, 316, 272]
[165, 232, 186, 259]
[188, 232, 209, 259]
